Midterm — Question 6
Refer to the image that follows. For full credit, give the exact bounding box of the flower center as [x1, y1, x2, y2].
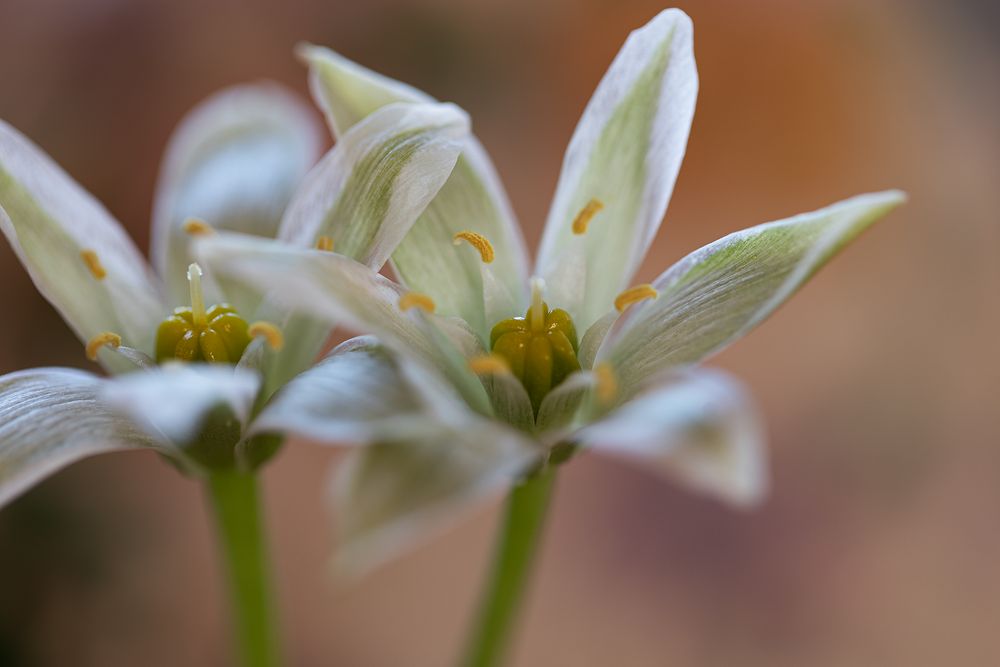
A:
[489, 281, 581, 412]
[155, 263, 251, 363]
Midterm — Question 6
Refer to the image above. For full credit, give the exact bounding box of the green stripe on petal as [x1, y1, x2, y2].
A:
[300, 45, 530, 339]
[536, 9, 697, 332]
[278, 102, 469, 269]
[0, 121, 166, 366]
[598, 191, 907, 399]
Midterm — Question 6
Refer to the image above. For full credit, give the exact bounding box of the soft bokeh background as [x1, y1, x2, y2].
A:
[0, 0, 997, 665]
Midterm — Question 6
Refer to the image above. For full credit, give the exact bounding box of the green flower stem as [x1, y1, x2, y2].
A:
[461, 466, 557, 667]
[206, 469, 281, 667]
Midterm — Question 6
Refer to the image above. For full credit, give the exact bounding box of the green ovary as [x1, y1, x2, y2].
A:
[156, 304, 250, 364]
[490, 302, 581, 412]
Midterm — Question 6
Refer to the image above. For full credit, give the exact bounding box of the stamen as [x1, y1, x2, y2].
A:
[182, 218, 215, 236]
[452, 231, 495, 263]
[248, 321, 284, 350]
[571, 198, 604, 235]
[593, 362, 618, 406]
[80, 249, 106, 280]
[187, 263, 207, 327]
[468, 354, 510, 376]
[315, 235, 335, 252]
[614, 284, 658, 312]
[398, 292, 436, 314]
[529, 278, 545, 332]
[85, 331, 121, 361]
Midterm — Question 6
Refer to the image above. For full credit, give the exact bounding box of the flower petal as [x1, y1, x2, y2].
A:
[301, 45, 529, 338]
[251, 337, 429, 443]
[535, 9, 697, 332]
[151, 83, 322, 306]
[578, 368, 766, 506]
[0, 121, 165, 360]
[101, 363, 260, 448]
[277, 101, 468, 269]
[332, 420, 538, 573]
[197, 233, 493, 415]
[598, 191, 906, 398]
[0, 368, 158, 507]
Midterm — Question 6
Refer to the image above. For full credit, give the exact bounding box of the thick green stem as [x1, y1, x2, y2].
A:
[461, 467, 557, 667]
[206, 470, 281, 667]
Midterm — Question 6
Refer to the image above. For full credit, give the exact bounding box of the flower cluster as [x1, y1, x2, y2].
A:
[0, 9, 903, 571]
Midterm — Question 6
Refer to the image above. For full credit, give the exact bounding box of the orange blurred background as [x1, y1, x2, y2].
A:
[0, 0, 998, 665]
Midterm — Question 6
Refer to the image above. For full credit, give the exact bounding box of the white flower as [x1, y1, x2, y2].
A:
[0, 82, 471, 498]
[198, 9, 905, 570]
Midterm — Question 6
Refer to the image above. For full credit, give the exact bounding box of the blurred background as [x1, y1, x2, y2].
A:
[0, 0, 997, 664]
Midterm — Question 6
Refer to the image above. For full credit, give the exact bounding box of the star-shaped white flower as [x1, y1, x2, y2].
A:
[199, 9, 905, 570]
[0, 82, 471, 500]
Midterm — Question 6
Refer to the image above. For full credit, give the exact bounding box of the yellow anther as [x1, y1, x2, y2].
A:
[80, 249, 106, 280]
[315, 235, 335, 251]
[248, 321, 284, 351]
[614, 284, 658, 312]
[468, 354, 511, 376]
[85, 331, 121, 361]
[452, 231, 495, 264]
[593, 362, 618, 406]
[182, 218, 215, 236]
[398, 292, 436, 314]
[571, 198, 604, 235]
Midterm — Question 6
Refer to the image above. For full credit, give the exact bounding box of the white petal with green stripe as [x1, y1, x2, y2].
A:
[0, 120, 165, 366]
[277, 101, 469, 269]
[301, 45, 529, 339]
[598, 191, 907, 399]
[535, 9, 697, 333]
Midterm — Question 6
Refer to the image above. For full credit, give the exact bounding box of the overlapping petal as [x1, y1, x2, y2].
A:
[332, 420, 538, 573]
[598, 191, 907, 399]
[151, 83, 322, 307]
[277, 101, 469, 269]
[535, 8, 698, 332]
[301, 45, 529, 339]
[101, 363, 260, 449]
[0, 121, 165, 364]
[197, 234, 493, 415]
[251, 337, 429, 443]
[0, 368, 158, 507]
[579, 368, 766, 506]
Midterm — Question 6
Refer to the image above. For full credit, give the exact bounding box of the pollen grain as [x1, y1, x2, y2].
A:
[614, 284, 658, 312]
[453, 231, 495, 263]
[248, 321, 284, 351]
[398, 292, 436, 314]
[182, 218, 215, 236]
[86, 331, 122, 361]
[593, 362, 618, 406]
[315, 235, 335, 251]
[80, 249, 107, 280]
[571, 198, 604, 235]
[468, 354, 511, 376]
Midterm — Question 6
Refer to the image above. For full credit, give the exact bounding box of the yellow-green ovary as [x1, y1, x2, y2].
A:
[490, 302, 581, 412]
[156, 304, 250, 363]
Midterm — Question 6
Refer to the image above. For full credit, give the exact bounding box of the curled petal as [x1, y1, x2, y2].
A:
[0, 368, 158, 508]
[579, 368, 767, 506]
